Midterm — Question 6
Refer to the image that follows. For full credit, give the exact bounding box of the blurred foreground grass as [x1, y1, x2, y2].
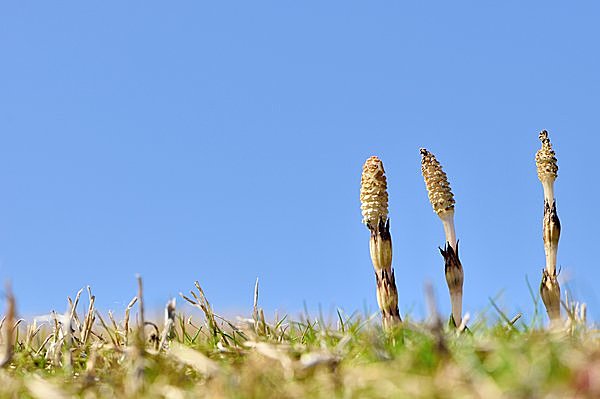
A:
[0, 280, 598, 398]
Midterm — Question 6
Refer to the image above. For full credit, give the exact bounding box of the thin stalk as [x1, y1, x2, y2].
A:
[421, 148, 464, 327]
[535, 130, 561, 321]
[360, 156, 401, 329]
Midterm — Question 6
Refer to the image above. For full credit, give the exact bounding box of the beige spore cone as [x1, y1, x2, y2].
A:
[535, 130, 558, 204]
[360, 156, 389, 229]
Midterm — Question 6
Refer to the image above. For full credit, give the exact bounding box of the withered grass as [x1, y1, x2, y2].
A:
[0, 279, 596, 398]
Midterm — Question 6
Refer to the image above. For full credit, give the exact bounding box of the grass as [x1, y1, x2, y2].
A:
[0, 279, 597, 398]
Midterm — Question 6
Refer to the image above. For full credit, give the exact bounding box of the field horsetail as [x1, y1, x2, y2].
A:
[420, 148, 464, 327]
[360, 156, 401, 329]
[535, 130, 561, 321]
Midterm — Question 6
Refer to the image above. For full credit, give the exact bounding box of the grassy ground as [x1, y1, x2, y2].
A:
[0, 280, 597, 398]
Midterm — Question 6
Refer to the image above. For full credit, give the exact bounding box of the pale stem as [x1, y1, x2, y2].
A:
[439, 210, 457, 250]
[545, 243, 558, 276]
[542, 179, 555, 205]
[450, 291, 462, 327]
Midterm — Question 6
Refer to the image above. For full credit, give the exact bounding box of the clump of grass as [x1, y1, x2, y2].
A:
[420, 148, 464, 327]
[360, 156, 401, 329]
[0, 279, 597, 398]
[535, 130, 562, 321]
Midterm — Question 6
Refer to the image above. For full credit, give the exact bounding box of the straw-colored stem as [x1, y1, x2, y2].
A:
[370, 218, 401, 328]
[543, 199, 561, 276]
[439, 210, 457, 251]
[441, 210, 462, 325]
[440, 243, 463, 326]
[450, 292, 463, 327]
[540, 269, 561, 321]
[541, 179, 555, 205]
[375, 266, 401, 329]
[541, 199, 561, 321]
[368, 218, 393, 271]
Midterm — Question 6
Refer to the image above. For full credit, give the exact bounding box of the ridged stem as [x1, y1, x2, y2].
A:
[370, 218, 401, 329]
[540, 268, 561, 322]
[541, 179, 555, 205]
[440, 243, 463, 326]
[441, 210, 462, 326]
[439, 210, 457, 251]
[543, 200, 561, 276]
[541, 200, 561, 320]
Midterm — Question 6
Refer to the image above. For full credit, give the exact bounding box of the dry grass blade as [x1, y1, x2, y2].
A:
[159, 298, 176, 350]
[36, 333, 55, 356]
[259, 308, 267, 336]
[107, 310, 120, 343]
[489, 298, 520, 332]
[81, 287, 96, 346]
[187, 281, 225, 344]
[253, 277, 259, 331]
[137, 275, 145, 348]
[0, 283, 15, 368]
[145, 321, 160, 351]
[25, 323, 42, 352]
[508, 313, 522, 326]
[126, 276, 147, 396]
[95, 310, 120, 349]
[123, 296, 138, 346]
[67, 288, 83, 333]
[44, 313, 62, 367]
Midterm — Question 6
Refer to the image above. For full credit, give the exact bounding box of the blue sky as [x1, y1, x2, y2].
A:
[1, 2, 599, 323]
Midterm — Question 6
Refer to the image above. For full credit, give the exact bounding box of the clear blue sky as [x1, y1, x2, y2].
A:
[1, 2, 599, 322]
